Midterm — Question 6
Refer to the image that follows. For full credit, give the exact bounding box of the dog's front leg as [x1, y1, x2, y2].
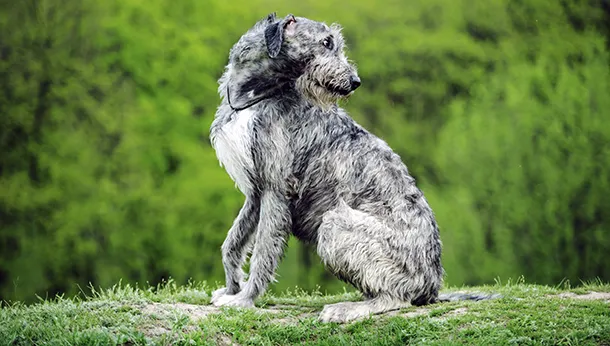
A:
[212, 190, 291, 308]
[211, 195, 261, 304]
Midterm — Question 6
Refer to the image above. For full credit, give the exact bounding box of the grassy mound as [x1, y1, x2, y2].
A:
[1, 279, 609, 345]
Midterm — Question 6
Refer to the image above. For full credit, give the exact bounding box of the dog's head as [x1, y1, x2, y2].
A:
[220, 13, 360, 109]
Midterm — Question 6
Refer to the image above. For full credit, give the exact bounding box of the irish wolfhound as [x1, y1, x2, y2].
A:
[209, 13, 496, 323]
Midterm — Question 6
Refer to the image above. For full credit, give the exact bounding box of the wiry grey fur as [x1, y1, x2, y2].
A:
[209, 13, 498, 323]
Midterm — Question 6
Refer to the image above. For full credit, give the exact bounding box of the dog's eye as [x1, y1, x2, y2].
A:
[322, 37, 334, 50]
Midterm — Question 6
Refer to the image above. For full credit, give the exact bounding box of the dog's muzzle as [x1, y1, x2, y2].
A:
[318, 74, 362, 96]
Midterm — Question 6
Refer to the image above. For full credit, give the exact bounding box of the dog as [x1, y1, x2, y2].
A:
[209, 13, 497, 323]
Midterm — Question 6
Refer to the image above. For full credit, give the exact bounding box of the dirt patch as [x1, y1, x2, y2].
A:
[138, 302, 285, 339]
[136, 300, 476, 334]
[142, 302, 221, 321]
[443, 307, 469, 317]
[554, 291, 610, 303]
[141, 302, 285, 321]
[215, 334, 240, 346]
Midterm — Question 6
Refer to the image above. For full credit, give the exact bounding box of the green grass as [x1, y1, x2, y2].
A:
[1, 278, 609, 345]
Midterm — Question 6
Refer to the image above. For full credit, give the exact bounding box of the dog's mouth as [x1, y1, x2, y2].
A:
[315, 80, 352, 96]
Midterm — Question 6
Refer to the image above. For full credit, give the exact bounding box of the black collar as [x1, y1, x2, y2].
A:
[227, 85, 275, 112]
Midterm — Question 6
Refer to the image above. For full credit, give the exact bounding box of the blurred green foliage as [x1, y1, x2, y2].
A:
[0, 0, 608, 302]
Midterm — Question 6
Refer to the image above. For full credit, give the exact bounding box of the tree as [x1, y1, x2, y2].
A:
[431, 29, 610, 285]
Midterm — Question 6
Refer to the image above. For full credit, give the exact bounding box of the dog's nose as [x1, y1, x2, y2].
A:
[350, 75, 361, 91]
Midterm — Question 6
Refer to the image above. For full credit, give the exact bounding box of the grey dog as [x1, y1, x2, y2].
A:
[209, 13, 496, 323]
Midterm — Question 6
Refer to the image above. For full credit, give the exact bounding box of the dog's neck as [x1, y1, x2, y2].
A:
[225, 73, 338, 114]
[226, 84, 273, 112]
[225, 70, 293, 111]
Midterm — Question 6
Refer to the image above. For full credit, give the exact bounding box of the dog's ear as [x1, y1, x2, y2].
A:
[264, 14, 296, 58]
[264, 22, 283, 58]
[265, 12, 277, 23]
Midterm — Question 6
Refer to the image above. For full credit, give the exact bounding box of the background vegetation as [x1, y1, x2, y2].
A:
[1, 0, 609, 302]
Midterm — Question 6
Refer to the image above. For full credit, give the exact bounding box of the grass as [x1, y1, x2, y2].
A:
[1, 278, 609, 345]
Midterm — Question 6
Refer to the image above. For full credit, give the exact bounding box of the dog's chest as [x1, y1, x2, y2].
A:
[211, 109, 255, 194]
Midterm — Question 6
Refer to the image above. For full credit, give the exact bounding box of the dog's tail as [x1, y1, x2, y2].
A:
[437, 292, 502, 302]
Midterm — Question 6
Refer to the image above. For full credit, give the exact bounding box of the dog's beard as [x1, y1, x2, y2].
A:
[296, 73, 353, 109]
[296, 75, 338, 109]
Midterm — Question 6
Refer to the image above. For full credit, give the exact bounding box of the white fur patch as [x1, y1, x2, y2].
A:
[211, 291, 255, 308]
[212, 109, 255, 194]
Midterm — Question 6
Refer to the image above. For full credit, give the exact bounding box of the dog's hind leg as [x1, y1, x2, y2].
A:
[316, 202, 415, 323]
[319, 294, 411, 323]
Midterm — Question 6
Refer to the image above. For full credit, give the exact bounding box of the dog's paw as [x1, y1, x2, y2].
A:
[211, 287, 229, 304]
[319, 302, 372, 323]
[211, 282, 246, 304]
[212, 292, 255, 308]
